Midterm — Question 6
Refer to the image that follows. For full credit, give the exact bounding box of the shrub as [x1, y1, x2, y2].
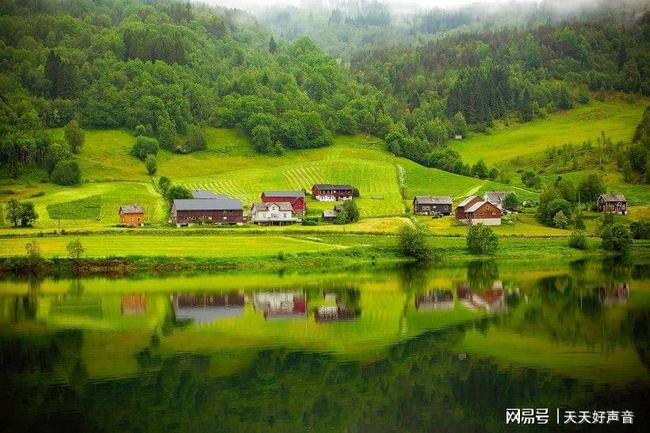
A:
[398, 222, 433, 261]
[51, 159, 81, 185]
[145, 155, 157, 175]
[521, 170, 541, 188]
[600, 223, 631, 253]
[552, 210, 570, 229]
[545, 198, 572, 225]
[568, 230, 587, 250]
[66, 239, 85, 259]
[502, 193, 520, 211]
[64, 120, 85, 153]
[131, 136, 159, 161]
[630, 221, 650, 239]
[186, 125, 207, 152]
[467, 224, 498, 255]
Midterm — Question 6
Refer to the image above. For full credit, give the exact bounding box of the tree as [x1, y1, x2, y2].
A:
[545, 198, 572, 225]
[51, 159, 81, 185]
[166, 185, 192, 204]
[6, 199, 21, 227]
[398, 222, 433, 261]
[335, 209, 349, 225]
[158, 176, 171, 196]
[145, 155, 157, 175]
[269, 36, 277, 54]
[552, 210, 570, 229]
[64, 120, 85, 153]
[251, 125, 272, 153]
[568, 230, 587, 250]
[630, 221, 650, 239]
[600, 223, 631, 254]
[577, 174, 605, 205]
[520, 88, 533, 122]
[157, 115, 176, 150]
[19, 202, 37, 227]
[66, 239, 85, 260]
[521, 171, 541, 188]
[186, 125, 207, 152]
[342, 200, 360, 223]
[471, 160, 488, 179]
[467, 224, 498, 255]
[451, 112, 467, 137]
[131, 136, 159, 160]
[502, 193, 520, 211]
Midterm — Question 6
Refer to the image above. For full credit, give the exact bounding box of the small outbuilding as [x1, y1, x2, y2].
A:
[413, 196, 453, 216]
[119, 205, 145, 227]
[597, 194, 627, 215]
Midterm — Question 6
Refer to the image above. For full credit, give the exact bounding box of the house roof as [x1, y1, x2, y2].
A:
[600, 194, 627, 202]
[458, 195, 480, 208]
[313, 184, 354, 190]
[262, 190, 305, 198]
[252, 202, 294, 212]
[191, 190, 230, 199]
[465, 200, 499, 214]
[322, 210, 338, 218]
[483, 191, 508, 203]
[414, 195, 453, 205]
[173, 197, 243, 211]
[119, 205, 144, 214]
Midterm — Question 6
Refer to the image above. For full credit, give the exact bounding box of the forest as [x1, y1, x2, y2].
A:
[0, 0, 649, 185]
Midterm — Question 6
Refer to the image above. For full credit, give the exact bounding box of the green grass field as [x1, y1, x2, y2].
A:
[451, 96, 648, 165]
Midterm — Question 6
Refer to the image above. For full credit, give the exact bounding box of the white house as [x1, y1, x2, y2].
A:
[251, 202, 299, 225]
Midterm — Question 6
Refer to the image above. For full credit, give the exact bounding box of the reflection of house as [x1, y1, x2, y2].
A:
[172, 293, 245, 324]
[455, 196, 502, 226]
[251, 202, 299, 225]
[415, 290, 454, 311]
[121, 294, 146, 315]
[458, 285, 505, 312]
[597, 194, 627, 215]
[253, 292, 307, 319]
[314, 290, 361, 322]
[413, 196, 453, 216]
[599, 283, 630, 305]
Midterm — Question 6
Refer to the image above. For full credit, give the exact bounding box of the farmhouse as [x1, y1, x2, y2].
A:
[262, 190, 306, 214]
[251, 202, 299, 225]
[171, 196, 244, 226]
[312, 184, 354, 201]
[483, 191, 508, 209]
[455, 195, 502, 225]
[597, 194, 627, 214]
[119, 205, 145, 227]
[413, 196, 453, 216]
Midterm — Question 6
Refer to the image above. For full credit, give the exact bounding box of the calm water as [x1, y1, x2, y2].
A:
[0, 259, 649, 433]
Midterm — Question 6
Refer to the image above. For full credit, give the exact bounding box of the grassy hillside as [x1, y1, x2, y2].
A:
[451, 96, 648, 165]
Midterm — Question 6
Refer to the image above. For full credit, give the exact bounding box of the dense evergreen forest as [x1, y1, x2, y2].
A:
[0, 0, 649, 184]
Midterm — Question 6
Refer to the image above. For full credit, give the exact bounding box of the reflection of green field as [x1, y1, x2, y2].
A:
[458, 328, 648, 385]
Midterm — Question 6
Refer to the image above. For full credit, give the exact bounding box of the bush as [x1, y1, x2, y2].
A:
[131, 136, 159, 160]
[521, 170, 541, 188]
[467, 224, 498, 255]
[66, 239, 85, 259]
[630, 221, 650, 239]
[502, 193, 520, 211]
[398, 222, 433, 261]
[600, 223, 631, 253]
[552, 210, 570, 229]
[568, 230, 587, 250]
[51, 159, 81, 185]
[545, 198, 572, 225]
[186, 125, 207, 152]
[145, 155, 157, 175]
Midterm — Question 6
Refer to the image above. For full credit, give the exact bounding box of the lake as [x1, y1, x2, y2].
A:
[0, 258, 648, 432]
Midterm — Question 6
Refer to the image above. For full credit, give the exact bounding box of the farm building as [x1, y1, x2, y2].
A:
[262, 190, 306, 214]
[413, 196, 453, 215]
[597, 194, 627, 214]
[483, 191, 508, 210]
[455, 196, 502, 225]
[171, 196, 244, 226]
[251, 202, 299, 225]
[118, 205, 145, 227]
[322, 204, 345, 222]
[311, 184, 354, 201]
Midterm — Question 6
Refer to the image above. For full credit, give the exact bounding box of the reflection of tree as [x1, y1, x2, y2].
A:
[632, 310, 649, 372]
[466, 260, 499, 290]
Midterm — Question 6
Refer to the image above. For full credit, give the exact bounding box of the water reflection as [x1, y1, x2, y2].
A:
[0, 260, 648, 433]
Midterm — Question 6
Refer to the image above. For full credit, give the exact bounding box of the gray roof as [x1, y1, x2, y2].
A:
[313, 184, 354, 190]
[173, 197, 243, 211]
[458, 195, 479, 208]
[600, 194, 627, 202]
[262, 190, 305, 198]
[483, 191, 508, 203]
[119, 205, 144, 214]
[414, 195, 453, 205]
[191, 190, 229, 199]
[322, 210, 338, 218]
[252, 202, 294, 212]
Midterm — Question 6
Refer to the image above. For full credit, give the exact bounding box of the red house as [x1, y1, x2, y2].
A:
[261, 191, 306, 214]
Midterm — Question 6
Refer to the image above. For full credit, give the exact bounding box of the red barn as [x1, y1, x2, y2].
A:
[261, 191, 306, 214]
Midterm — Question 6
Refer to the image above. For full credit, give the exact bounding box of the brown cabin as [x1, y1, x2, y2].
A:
[456, 196, 501, 225]
[597, 194, 627, 215]
[171, 197, 244, 226]
[119, 205, 145, 227]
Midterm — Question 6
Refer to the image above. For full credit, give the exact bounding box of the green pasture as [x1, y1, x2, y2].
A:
[0, 234, 342, 258]
[451, 96, 648, 165]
